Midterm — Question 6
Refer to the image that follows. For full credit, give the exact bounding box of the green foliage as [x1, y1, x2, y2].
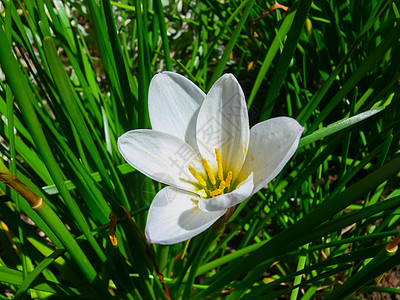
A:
[0, 0, 400, 298]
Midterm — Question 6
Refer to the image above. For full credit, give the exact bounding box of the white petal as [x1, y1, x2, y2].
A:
[145, 187, 227, 244]
[237, 117, 304, 194]
[148, 72, 205, 147]
[118, 129, 204, 192]
[196, 74, 249, 180]
[198, 173, 254, 212]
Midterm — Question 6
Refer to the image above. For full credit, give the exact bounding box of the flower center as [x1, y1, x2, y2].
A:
[189, 148, 233, 198]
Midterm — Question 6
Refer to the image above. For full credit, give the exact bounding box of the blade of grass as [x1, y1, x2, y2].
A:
[154, 0, 172, 70]
[102, 0, 137, 127]
[197, 153, 400, 297]
[247, 7, 297, 108]
[298, 106, 385, 147]
[0, 29, 108, 289]
[259, 0, 312, 121]
[306, 24, 400, 133]
[207, 0, 255, 89]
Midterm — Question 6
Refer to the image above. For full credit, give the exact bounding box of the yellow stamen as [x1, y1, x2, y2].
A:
[225, 171, 232, 189]
[188, 149, 234, 199]
[219, 180, 226, 190]
[202, 158, 216, 185]
[215, 148, 224, 181]
[210, 189, 223, 197]
[189, 165, 207, 188]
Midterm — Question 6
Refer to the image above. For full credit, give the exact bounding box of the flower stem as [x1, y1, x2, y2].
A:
[0, 159, 43, 209]
[182, 207, 235, 298]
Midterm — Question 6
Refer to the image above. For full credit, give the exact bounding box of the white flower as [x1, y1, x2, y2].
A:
[118, 72, 304, 245]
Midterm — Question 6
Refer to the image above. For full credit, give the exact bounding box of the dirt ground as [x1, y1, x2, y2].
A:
[358, 266, 400, 299]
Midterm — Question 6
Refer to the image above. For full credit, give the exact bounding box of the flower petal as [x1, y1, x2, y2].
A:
[148, 72, 205, 147]
[118, 129, 204, 192]
[145, 187, 227, 244]
[196, 74, 249, 180]
[198, 173, 254, 212]
[237, 117, 304, 194]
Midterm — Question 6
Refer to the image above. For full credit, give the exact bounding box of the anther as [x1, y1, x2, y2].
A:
[202, 158, 216, 185]
[188, 165, 207, 188]
[225, 171, 232, 189]
[210, 189, 223, 197]
[219, 180, 226, 191]
[215, 148, 224, 181]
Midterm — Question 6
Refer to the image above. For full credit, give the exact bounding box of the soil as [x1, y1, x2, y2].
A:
[358, 266, 400, 299]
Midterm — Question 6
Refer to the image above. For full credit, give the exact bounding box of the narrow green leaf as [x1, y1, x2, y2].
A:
[259, 0, 312, 120]
[207, 0, 255, 89]
[299, 106, 384, 147]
